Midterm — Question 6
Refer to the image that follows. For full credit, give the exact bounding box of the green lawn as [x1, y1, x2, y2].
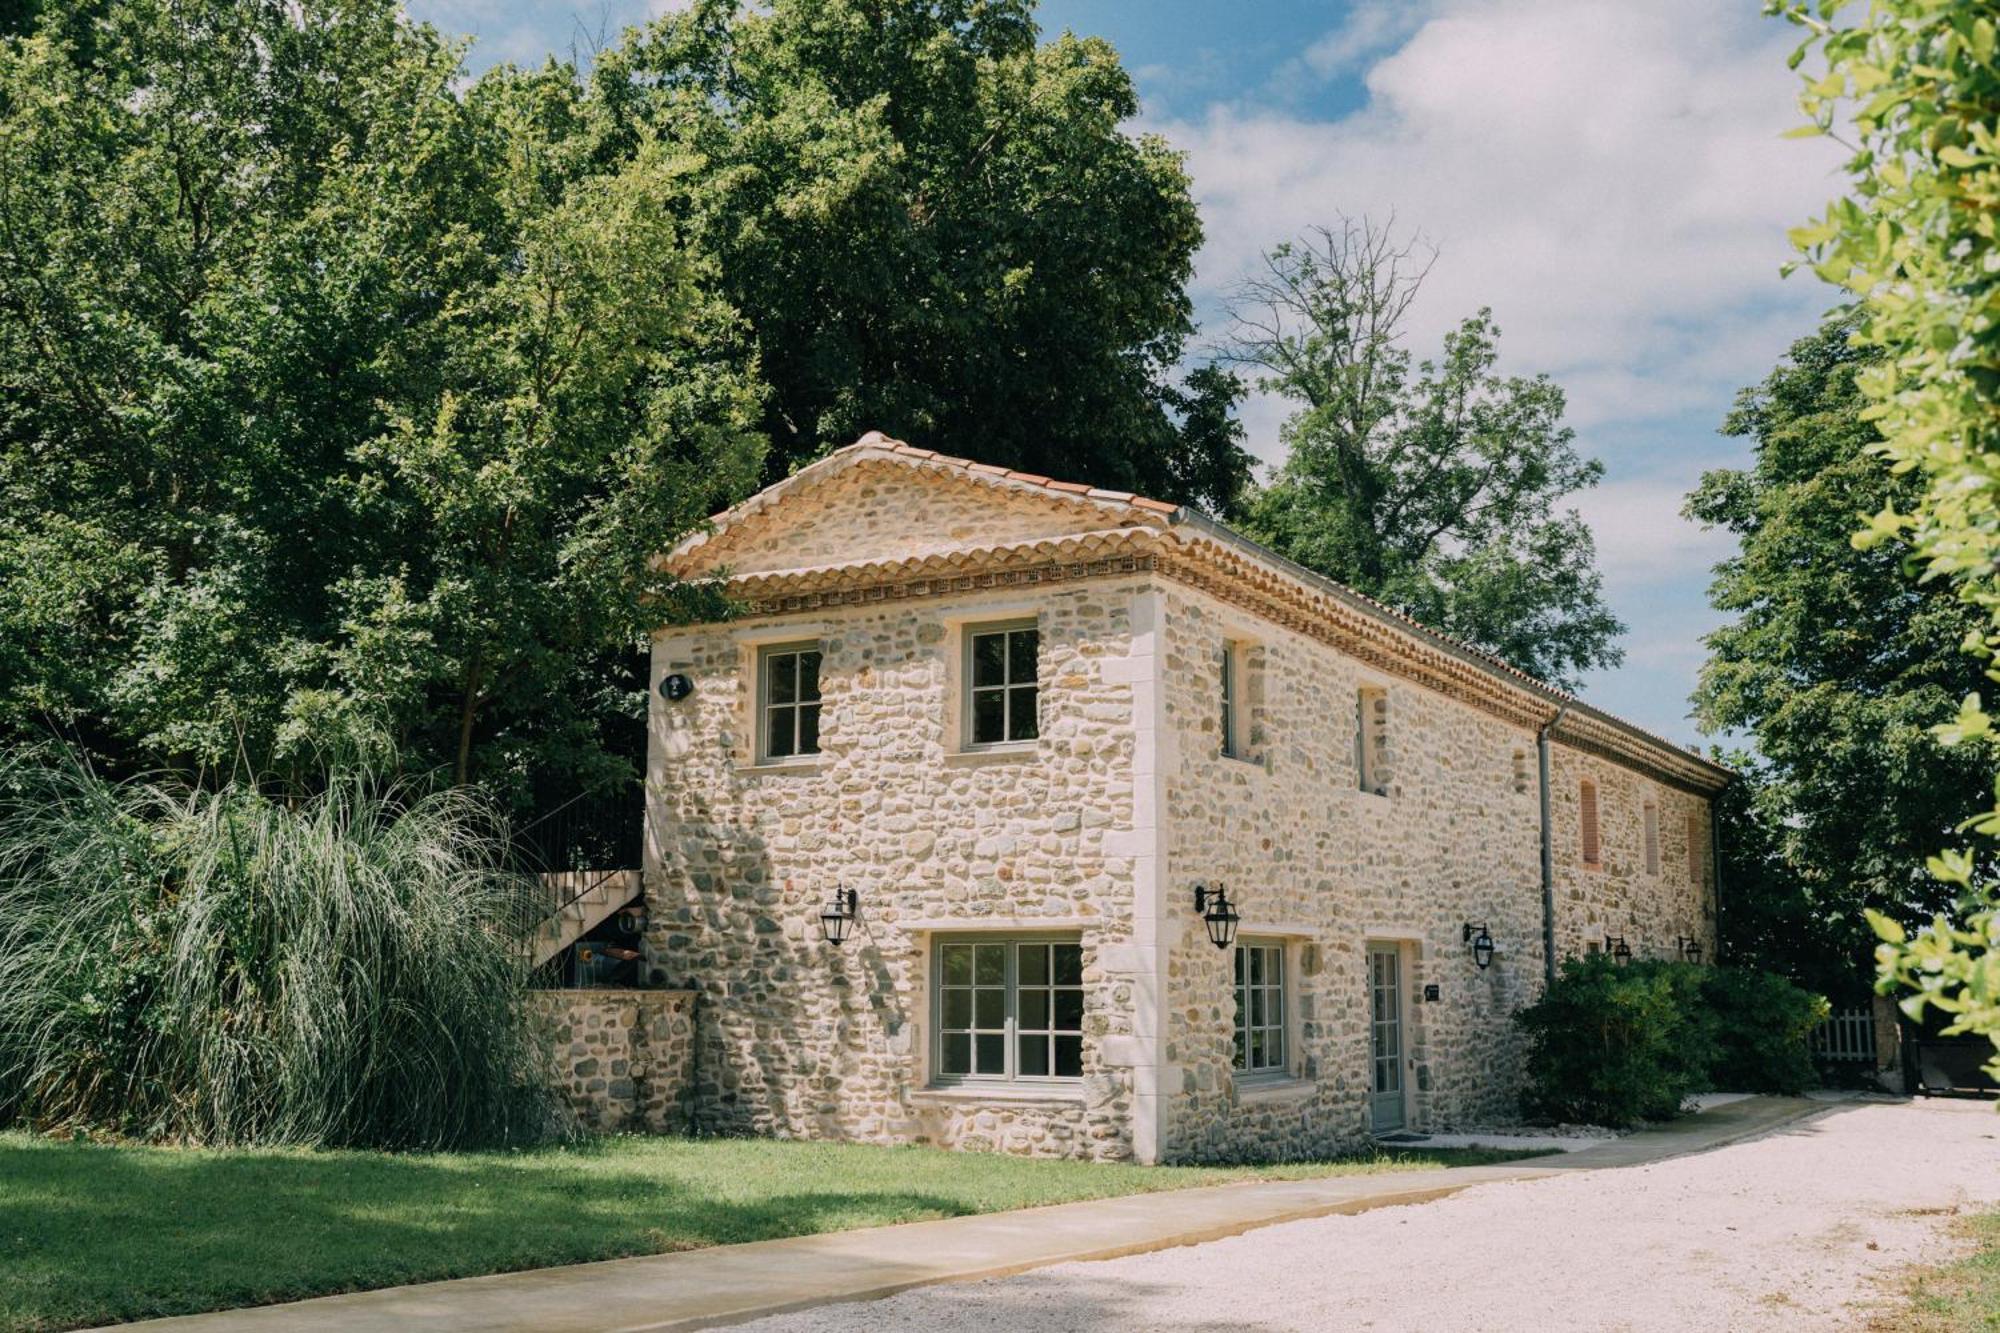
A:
[0, 1132, 1541, 1332]
[1891, 1208, 2000, 1331]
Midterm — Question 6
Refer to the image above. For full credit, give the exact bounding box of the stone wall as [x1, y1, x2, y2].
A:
[644, 570, 1717, 1165]
[1547, 746, 1716, 965]
[535, 988, 695, 1134]
[645, 581, 1153, 1161]
[644, 464, 1718, 1164]
[1157, 583, 1547, 1161]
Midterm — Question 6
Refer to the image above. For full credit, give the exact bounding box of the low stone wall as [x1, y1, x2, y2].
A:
[534, 988, 695, 1134]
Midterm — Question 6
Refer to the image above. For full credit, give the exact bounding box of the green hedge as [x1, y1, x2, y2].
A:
[1514, 956, 1828, 1127]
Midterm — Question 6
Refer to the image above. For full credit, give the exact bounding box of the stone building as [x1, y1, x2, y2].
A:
[642, 433, 1729, 1164]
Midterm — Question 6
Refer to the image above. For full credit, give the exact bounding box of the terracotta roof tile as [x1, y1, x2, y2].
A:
[846, 432, 1182, 514]
[825, 432, 1725, 785]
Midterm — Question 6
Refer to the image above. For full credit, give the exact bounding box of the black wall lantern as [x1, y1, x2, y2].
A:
[1677, 935, 1704, 963]
[1193, 883, 1239, 950]
[819, 887, 859, 946]
[1605, 934, 1633, 964]
[1462, 922, 1495, 969]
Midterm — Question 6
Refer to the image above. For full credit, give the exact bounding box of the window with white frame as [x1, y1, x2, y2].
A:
[1233, 940, 1287, 1074]
[1219, 640, 1244, 758]
[758, 642, 822, 761]
[964, 621, 1039, 747]
[933, 937, 1083, 1082]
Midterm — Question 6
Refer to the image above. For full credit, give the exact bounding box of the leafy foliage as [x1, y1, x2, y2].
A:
[604, 0, 1250, 507]
[0, 0, 1243, 802]
[1515, 956, 1827, 1126]
[1228, 220, 1621, 687]
[1772, 1, 2000, 1071]
[1516, 956, 1715, 1126]
[0, 0, 765, 797]
[0, 746, 559, 1148]
[1698, 965, 1829, 1096]
[1686, 317, 1989, 990]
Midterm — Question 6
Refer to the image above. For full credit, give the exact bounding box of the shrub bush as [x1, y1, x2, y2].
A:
[1515, 955, 1714, 1126]
[1515, 955, 1826, 1127]
[0, 747, 562, 1149]
[1697, 966, 1829, 1096]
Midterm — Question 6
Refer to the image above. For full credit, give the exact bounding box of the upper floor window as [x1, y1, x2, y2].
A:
[1356, 686, 1389, 795]
[758, 642, 822, 762]
[1643, 801, 1660, 876]
[1220, 640, 1245, 758]
[1687, 812, 1705, 884]
[1234, 940, 1287, 1075]
[1579, 779, 1601, 866]
[933, 937, 1083, 1082]
[965, 621, 1039, 747]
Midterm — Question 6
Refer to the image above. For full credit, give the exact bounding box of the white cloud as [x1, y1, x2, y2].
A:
[1158, 0, 1845, 454]
[1160, 0, 1845, 738]
[1571, 476, 1734, 590]
[1297, 0, 1433, 80]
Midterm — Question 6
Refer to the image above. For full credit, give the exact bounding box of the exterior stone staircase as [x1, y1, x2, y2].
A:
[531, 869, 643, 968]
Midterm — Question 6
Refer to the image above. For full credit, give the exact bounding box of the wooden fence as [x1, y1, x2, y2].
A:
[1811, 1005, 1877, 1063]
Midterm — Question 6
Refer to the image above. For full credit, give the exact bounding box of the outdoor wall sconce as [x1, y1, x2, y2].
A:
[1605, 935, 1633, 964]
[819, 887, 859, 946]
[1462, 922, 1496, 969]
[1193, 883, 1240, 950]
[1677, 935, 1704, 963]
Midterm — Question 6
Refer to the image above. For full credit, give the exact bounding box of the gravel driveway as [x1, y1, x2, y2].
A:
[740, 1098, 2000, 1333]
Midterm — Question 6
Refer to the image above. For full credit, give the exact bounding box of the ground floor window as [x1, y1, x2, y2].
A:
[933, 937, 1084, 1082]
[1234, 939, 1287, 1074]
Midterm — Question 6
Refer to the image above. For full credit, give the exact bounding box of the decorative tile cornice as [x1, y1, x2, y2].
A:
[698, 524, 1726, 796]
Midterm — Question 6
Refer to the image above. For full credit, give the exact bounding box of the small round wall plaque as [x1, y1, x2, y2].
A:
[660, 672, 694, 701]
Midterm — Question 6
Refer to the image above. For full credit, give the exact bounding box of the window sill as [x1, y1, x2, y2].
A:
[1219, 751, 1268, 772]
[1233, 1076, 1316, 1105]
[734, 759, 828, 777]
[944, 745, 1037, 767]
[911, 1083, 1086, 1108]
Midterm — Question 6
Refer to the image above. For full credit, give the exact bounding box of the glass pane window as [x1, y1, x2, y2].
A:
[760, 644, 823, 761]
[1233, 941, 1287, 1074]
[966, 623, 1039, 746]
[934, 938, 1084, 1082]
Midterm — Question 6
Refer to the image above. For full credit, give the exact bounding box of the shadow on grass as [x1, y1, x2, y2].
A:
[0, 1134, 1551, 1332]
[0, 1139, 982, 1332]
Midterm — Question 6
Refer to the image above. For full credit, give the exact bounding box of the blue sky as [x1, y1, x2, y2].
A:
[406, 0, 1846, 747]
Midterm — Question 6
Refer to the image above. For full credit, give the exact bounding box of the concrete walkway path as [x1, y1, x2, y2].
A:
[124, 1096, 1823, 1333]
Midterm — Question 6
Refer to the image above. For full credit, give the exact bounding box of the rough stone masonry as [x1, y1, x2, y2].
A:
[637, 436, 1727, 1164]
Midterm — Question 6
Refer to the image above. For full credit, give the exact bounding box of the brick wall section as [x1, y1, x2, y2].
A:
[534, 989, 695, 1134]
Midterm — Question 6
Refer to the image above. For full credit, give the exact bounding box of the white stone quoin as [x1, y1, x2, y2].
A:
[641, 433, 1729, 1164]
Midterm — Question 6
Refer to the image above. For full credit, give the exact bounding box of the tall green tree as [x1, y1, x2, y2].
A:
[1775, 1, 2000, 1069]
[1687, 317, 1988, 992]
[1229, 220, 1622, 686]
[600, 0, 1249, 508]
[0, 0, 763, 796]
